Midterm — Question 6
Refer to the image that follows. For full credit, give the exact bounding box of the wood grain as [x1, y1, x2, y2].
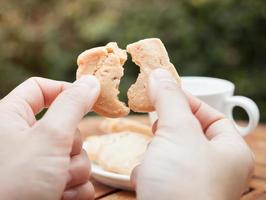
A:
[250, 178, 266, 191]
[91, 179, 117, 199]
[98, 191, 136, 200]
[254, 165, 266, 180]
[241, 190, 266, 200]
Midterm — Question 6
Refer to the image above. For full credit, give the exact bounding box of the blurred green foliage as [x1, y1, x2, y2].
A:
[0, 0, 265, 121]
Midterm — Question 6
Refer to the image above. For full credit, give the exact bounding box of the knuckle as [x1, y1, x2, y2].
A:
[25, 77, 36, 83]
[29, 76, 40, 80]
[25, 77, 41, 85]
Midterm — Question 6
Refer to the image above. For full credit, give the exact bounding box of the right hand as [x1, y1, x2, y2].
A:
[132, 69, 254, 200]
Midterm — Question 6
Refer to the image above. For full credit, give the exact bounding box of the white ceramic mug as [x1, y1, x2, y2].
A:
[149, 76, 260, 136]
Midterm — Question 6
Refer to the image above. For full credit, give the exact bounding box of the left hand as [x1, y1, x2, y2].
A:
[0, 75, 100, 200]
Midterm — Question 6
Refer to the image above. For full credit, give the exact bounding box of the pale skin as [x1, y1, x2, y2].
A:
[0, 75, 100, 200]
[132, 69, 254, 200]
[0, 69, 254, 200]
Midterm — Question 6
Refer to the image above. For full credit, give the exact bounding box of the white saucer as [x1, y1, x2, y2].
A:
[83, 142, 133, 190]
[91, 163, 133, 191]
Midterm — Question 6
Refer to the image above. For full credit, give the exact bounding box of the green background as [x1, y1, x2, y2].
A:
[0, 0, 265, 121]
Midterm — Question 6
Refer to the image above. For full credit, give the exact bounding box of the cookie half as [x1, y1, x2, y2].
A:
[77, 42, 130, 117]
[127, 38, 181, 112]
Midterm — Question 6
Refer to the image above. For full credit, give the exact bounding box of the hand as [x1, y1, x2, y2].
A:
[132, 69, 254, 200]
[0, 76, 100, 200]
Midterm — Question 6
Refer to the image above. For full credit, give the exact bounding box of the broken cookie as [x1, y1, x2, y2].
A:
[127, 38, 181, 112]
[77, 42, 130, 118]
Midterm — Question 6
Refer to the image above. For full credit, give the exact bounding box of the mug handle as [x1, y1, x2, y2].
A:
[224, 96, 260, 136]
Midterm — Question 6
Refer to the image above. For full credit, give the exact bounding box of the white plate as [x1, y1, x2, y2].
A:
[91, 163, 133, 191]
[83, 142, 133, 190]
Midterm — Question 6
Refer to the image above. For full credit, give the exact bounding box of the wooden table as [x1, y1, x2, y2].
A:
[79, 116, 266, 200]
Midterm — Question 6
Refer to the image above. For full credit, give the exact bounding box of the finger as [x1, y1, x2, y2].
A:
[40, 75, 100, 140]
[67, 149, 91, 189]
[184, 91, 226, 133]
[71, 129, 83, 156]
[184, 92, 240, 141]
[0, 77, 71, 126]
[130, 164, 140, 190]
[63, 181, 95, 200]
[148, 69, 202, 137]
[152, 120, 158, 135]
[206, 118, 241, 141]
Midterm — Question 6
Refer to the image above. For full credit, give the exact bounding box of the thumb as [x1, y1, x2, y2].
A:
[38, 75, 100, 144]
[148, 69, 203, 138]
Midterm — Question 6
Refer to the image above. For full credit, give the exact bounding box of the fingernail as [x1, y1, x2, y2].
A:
[75, 75, 100, 95]
[63, 189, 78, 200]
[150, 68, 175, 82]
[78, 75, 99, 87]
[148, 69, 176, 103]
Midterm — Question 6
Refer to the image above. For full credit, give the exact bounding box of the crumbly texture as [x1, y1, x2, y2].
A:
[127, 38, 181, 112]
[83, 135, 106, 163]
[77, 42, 130, 117]
[84, 132, 151, 175]
[100, 118, 152, 136]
